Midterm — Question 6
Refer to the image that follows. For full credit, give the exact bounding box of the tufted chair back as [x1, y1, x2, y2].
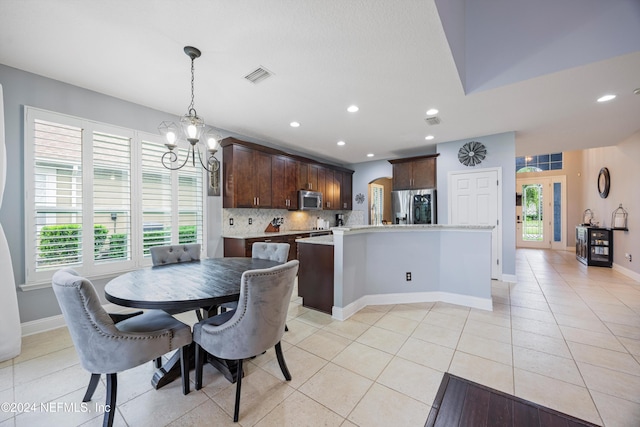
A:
[251, 242, 290, 263]
[150, 243, 201, 266]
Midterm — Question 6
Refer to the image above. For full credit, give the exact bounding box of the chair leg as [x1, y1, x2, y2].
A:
[104, 373, 117, 427]
[275, 341, 291, 381]
[154, 357, 162, 369]
[82, 373, 101, 402]
[195, 343, 203, 390]
[285, 324, 289, 332]
[233, 359, 243, 422]
[180, 346, 190, 395]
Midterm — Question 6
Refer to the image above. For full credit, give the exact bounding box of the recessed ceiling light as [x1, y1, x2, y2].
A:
[597, 94, 616, 102]
[347, 105, 359, 113]
[367, 153, 374, 157]
[289, 121, 300, 127]
[425, 135, 435, 140]
[337, 141, 346, 146]
[426, 108, 439, 115]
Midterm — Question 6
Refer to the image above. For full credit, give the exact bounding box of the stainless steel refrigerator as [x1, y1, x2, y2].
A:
[391, 189, 437, 225]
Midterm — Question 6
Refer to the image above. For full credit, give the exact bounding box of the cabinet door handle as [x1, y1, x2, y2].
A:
[257, 197, 260, 206]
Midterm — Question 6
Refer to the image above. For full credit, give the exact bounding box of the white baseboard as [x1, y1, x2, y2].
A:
[332, 291, 493, 321]
[613, 263, 640, 282]
[20, 303, 144, 337]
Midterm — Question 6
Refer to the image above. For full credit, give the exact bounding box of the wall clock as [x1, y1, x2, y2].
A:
[597, 167, 610, 198]
[458, 141, 486, 166]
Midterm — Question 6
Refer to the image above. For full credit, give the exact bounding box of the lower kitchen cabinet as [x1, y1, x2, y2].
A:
[297, 242, 334, 314]
[224, 233, 311, 261]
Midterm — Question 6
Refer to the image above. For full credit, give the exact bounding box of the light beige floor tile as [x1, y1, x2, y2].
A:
[322, 319, 370, 341]
[210, 368, 295, 426]
[331, 342, 393, 381]
[254, 391, 345, 427]
[296, 310, 334, 328]
[449, 351, 513, 395]
[340, 420, 358, 427]
[430, 302, 470, 318]
[0, 366, 12, 392]
[118, 384, 209, 427]
[462, 319, 512, 344]
[457, 333, 512, 366]
[467, 308, 511, 328]
[553, 312, 610, 333]
[376, 357, 443, 404]
[280, 318, 319, 345]
[511, 315, 563, 339]
[411, 322, 461, 349]
[577, 361, 640, 404]
[287, 303, 310, 319]
[348, 307, 386, 325]
[167, 400, 236, 426]
[14, 363, 88, 405]
[14, 327, 74, 364]
[513, 346, 583, 386]
[0, 389, 13, 423]
[512, 329, 571, 359]
[396, 337, 454, 372]
[298, 363, 372, 417]
[387, 304, 428, 322]
[510, 297, 551, 312]
[422, 311, 467, 331]
[373, 313, 419, 335]
[355, 326, 407, 355]
[14, 346, 79, 388]
[590, 390, 640, 427]
[0, 359, 12, 369]
[514, 368, 602, 426]
[560, 325, 627, 352]
[261, 346, 327, 389]
[347, 383, 429, 427]
[296, 330, 351, 361]
[366, 304, 394, 313]
[511, 306, 556, 324]
[605, 321, 640, 340]
[568, 341, 640, 376]
[619, 336, 640, 357]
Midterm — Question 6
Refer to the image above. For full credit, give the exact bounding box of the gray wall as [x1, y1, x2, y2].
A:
[437, 132, 516, 277]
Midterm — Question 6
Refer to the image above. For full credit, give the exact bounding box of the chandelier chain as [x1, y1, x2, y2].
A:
[189, 56, 196, 115]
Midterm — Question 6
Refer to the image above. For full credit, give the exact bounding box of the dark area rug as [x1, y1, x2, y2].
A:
[425, 373, 601, 427]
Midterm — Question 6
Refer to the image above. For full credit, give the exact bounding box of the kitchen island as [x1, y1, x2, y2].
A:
[296, 224, 494, 320]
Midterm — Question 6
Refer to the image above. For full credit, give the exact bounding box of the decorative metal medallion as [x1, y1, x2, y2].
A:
[355, 193, 365, 204]
[458, 141, 487, 166]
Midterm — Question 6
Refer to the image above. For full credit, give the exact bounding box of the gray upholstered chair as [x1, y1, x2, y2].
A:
[52, 268, 193, 427]
[193, 260, 299, 422]
[150, 243, 201, 265]
[220, 242, 290, 314]
[150, 243, 204, 323]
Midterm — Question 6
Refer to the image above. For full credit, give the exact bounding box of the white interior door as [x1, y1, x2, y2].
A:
[449, 168, 501, 280]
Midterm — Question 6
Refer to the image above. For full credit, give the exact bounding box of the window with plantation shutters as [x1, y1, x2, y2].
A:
[24, 107, 206, 286]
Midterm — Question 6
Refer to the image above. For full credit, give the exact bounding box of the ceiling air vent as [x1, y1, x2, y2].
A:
[244, 67, 273, 84]
[425, 116, 441, 125]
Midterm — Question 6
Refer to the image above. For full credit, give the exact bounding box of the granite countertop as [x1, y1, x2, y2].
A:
[332, 224, 494, 233]
[295, 235, 334, 245]
[222, 229, 333, 239]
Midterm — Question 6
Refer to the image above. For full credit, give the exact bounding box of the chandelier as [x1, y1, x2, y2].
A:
[158, 46, 220, 172]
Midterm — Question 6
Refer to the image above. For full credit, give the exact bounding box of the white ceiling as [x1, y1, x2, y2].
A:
[1, 0, 639, 165]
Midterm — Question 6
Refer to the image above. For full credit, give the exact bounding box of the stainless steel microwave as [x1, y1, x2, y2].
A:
[298, 190, 323, 210]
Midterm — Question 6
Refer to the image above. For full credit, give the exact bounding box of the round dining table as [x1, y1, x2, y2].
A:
[104, 257, 282, 387]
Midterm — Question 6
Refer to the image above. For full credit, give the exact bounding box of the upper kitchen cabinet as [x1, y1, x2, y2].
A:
[298, 162, 321, 191]
[272, 155, 299, 209]
[222, 141, 272, 208]
[389, 154, 439, 190]
[341, 171, 353, 210]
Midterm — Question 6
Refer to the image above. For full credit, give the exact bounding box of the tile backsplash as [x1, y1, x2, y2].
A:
[223, 209, 364, 236]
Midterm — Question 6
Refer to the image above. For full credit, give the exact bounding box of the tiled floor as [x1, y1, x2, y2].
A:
[1, 248, 640, 426]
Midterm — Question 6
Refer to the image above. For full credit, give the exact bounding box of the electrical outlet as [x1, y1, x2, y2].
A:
[406, 272, 412, 281]
[229, 218, 234, 226]
[625, 253, 632, 262]
[248, 218, 252, 225]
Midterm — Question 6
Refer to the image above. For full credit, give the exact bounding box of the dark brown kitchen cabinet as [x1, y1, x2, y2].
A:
[297, 241, 334, 314]
[272, 155, 299, 209]
[224, 233, 310, 261]
[299, 162, 321, 191]
[389, 154, 438, 190]
[223, 144, 272, 208]
[341, 171, 352, 210]
[323, 169, 342, 210]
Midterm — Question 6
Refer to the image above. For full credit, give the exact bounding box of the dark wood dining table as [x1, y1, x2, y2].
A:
[104, 257, 282, 388]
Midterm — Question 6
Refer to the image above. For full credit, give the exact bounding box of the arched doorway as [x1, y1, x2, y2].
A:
[368, 177, 392, 225]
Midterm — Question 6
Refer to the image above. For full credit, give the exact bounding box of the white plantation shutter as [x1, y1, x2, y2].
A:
[24, 107, 206, 286]
[93, 131, 131, 263]
[31, 118, 83, 272]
